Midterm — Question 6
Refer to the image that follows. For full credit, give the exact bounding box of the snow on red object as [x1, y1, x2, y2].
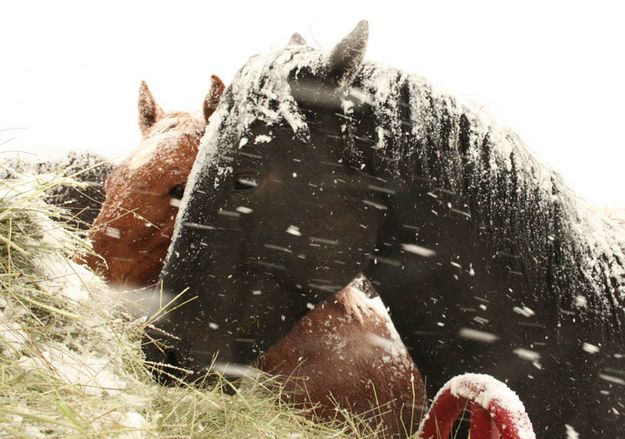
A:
[417, 373, 536, 439]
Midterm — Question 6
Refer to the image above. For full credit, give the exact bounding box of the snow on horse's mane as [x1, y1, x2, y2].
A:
[181, 44, 625, 318]
[197, 43, 536, 187]
[227, 47, 323, 135]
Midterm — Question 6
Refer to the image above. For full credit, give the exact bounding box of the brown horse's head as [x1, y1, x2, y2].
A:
[85, 76, 225, 286]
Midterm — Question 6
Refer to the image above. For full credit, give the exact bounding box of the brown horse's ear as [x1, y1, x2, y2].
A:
[203, 75, 226, 123]
[138, 81, 163, 136]
[288, 32, 307, 46]
[327, 20, 369, 88]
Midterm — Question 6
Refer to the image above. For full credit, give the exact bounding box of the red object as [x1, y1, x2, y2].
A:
[418, 374, 535, 439]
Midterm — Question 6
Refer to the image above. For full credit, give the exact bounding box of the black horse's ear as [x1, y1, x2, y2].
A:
[138, 81, 163, 136]
[288, 32, 307, 46]
[327, 20, 369, 88]
[203, 75, 226, 123]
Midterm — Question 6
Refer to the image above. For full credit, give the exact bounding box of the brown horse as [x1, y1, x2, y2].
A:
[260, 278, 425, 436]
[84, 76, 225, 286]
[85, 76, 424, 437]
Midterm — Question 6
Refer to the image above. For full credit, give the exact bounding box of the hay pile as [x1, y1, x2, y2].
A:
[0, 168, 376, 438]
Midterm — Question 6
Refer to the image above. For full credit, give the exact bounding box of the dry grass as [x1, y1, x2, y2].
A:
[0, 167, 386, 438]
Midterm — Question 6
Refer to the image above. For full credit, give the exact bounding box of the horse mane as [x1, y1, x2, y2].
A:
[349, 64, 625, 332]
[197, 45, 625, 332]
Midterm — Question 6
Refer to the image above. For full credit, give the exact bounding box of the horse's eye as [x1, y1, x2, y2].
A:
[234, 172, 260, 191]
[169, 184, 186, 199]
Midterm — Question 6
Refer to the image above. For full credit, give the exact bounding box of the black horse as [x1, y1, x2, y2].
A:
[156, 21, 625, 437]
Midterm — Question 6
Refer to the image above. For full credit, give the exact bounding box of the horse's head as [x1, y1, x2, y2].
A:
[158, 22, 396, 373]
[86, 76, 225, 286]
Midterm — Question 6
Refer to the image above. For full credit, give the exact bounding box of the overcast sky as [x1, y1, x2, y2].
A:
[1, 1, 624, 207]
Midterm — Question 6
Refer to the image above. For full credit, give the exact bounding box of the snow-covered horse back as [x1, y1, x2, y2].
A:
[85, 76, 225, 286]
[3, 152, 114, 230]
[159, 21, 625, 436]
[36, 152, 114, 229]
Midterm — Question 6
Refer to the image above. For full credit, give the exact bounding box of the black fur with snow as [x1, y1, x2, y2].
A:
[163, 25, 625, 437]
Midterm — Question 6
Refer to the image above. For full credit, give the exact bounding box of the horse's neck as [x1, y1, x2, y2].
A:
[358, 70, 625, 322]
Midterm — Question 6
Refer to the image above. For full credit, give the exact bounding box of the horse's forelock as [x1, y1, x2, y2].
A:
[148, 112, 204, 136]
[225, 47, 326, 138]
[120, 113, 204, 173]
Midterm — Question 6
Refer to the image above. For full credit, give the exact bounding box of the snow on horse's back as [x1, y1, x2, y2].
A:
[2, 151, 114, 230]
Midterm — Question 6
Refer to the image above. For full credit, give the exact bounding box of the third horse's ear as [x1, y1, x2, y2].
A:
[203, 75, 226, 123]
[327, 20, 369, 88]
[138, 81, 163, 136]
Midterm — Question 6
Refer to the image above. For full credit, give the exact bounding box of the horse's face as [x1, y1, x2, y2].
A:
[159, 121, 385, 371]
[86, 78, 224, 286]
[92, 114, 203, 286]
[157, 22, 387, 373]
[219, 120, 383, 287]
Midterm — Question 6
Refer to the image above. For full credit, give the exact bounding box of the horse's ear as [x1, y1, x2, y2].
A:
[288, 32, 307, 46]
[203, 75, 226, 123]
[138, 81, 163, 136]
[327, 20, 369, 88]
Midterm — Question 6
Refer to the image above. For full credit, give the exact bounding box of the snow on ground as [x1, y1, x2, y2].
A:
[0, 176, 150, 437]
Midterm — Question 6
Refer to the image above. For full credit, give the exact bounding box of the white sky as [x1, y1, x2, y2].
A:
[1, 1, 624, 207]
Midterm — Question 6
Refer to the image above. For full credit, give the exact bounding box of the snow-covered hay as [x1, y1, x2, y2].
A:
[0, 167, 380, 438]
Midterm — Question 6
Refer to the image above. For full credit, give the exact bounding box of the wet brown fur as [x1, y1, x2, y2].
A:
[84, 77, 224, 286]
